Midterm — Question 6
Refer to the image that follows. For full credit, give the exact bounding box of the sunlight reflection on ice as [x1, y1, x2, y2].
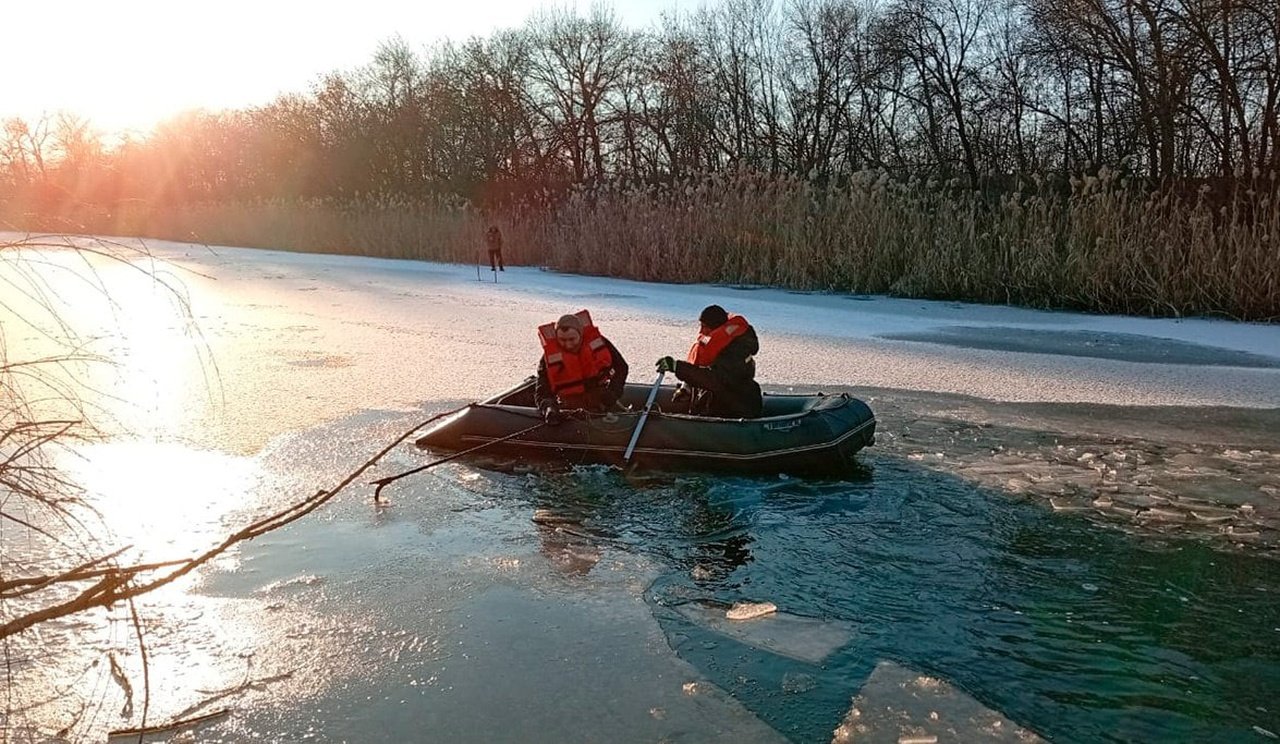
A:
[11, 589, 354, 742]
[7, 439, 367, 741]
[63, 439, 262, 564]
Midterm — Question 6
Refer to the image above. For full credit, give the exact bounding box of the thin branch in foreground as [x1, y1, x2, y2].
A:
[0, 555, 191, 598]
[181, 670, 294, 720]
[127, 596, 151, 744]
[108, 652, 134, 719]
[0, 407, 457, 639]
[106, 708, 230, 741]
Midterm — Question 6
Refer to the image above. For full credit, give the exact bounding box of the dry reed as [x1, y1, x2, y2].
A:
[527, 170, 1278, 320]
[19, 171, 1277, 320]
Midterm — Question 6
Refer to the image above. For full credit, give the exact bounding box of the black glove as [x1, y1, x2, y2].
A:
[656, 356, 676, 373]
[540, 403, 565, 425]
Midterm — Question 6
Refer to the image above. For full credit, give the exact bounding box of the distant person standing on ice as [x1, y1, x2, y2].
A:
[657, 304, 762, 419]
[535, 310, 629, 424]
[485, 224, 505, 272]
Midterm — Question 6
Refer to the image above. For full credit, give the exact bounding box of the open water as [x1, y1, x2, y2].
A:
[174, 408, 1279, 743]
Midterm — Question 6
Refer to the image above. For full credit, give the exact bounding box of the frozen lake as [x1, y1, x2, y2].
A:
[3, 238, 1279, 742]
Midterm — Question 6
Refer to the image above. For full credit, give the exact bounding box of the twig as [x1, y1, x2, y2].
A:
[179, 671, 294, 719]
[127, 597, 151, 744]
[0, 557, 185, 597]
[107, 708, 229, 739]
[108, 652, 134, 719]
[0, 407, 468, 639]
[372, 419, 546, 500]
[0, 545, 132, 597]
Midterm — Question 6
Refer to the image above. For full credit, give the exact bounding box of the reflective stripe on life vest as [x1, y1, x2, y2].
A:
[538, 310, 614, 399]
[687, 314, 751, 366]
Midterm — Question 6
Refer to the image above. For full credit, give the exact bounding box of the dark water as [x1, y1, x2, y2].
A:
[515, 455, 1280, 743]
[878, 326, 1280, 368]
[190, 411, 1280, 743]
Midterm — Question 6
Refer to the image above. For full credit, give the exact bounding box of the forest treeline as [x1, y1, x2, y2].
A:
[2, 0, 1277, 317]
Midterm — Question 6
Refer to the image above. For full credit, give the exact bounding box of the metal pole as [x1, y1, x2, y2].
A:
[623, 371, 666, 462]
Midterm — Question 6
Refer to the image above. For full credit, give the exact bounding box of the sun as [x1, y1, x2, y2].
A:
[3, 1, 340, 133]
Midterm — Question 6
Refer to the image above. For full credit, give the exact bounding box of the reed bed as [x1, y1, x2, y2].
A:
[528, 170, 1279, 320]
[101, 195, 497, 263]
[14, 171, 1276, 320]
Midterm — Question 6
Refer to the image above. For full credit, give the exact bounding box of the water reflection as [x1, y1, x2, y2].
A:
[20, 416, 1277, 743]
[519, 466, 762, 584]
[462, 456, 1278, 742]
[3, 440, 294, 739]
[608, 456, 1280, 743]
[62, 439, 262, 562]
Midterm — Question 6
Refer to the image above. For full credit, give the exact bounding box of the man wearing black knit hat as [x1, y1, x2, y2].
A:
[656, 304, 762, 418]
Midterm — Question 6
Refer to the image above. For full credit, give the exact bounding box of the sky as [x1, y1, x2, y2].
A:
[2, 0, 678, 136]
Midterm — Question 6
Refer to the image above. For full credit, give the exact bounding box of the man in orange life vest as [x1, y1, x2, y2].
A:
[535, 310, 629, 424]
[656, 304, 762, 418]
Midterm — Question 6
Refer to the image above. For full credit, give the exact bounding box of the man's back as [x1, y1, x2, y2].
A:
[684, 327, 762, 418]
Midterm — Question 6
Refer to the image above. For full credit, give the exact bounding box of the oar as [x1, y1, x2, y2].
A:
[372, 420, 547, 501]
[624, 371, 666, 463]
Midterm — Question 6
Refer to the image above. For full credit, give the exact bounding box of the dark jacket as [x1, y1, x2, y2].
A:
[673, 325, 762, 418]
[534, 337, 629, 412]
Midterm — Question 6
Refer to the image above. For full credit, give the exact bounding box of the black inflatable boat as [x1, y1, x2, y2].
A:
[415, 377, 875, 475]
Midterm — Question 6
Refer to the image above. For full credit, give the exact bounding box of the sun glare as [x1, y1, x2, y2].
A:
[66, 439, 262, 563]
[4, 0, 667, 133]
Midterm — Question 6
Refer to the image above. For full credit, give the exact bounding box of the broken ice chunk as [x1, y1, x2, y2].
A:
[832, 661, 1044, 743]
[1136, 507, 1186, 523]
[727, 601, 778, 621]
[1190, 511, 1233, 524]
[532, 509, 579, 525]
[675, 602, 852, 662]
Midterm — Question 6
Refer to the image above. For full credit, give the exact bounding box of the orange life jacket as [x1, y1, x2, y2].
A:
[538, 309, 615, 402]
[687, 314, 751, 366]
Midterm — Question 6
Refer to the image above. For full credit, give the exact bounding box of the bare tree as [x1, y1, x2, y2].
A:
[878, 0, 994, 186]
[631, 17, 716, 176]
[526, 6, 637, 181]
[782, 0, 875, 177]
[357, 37, 427, 193]
[1, 116, 51, 188]
[695, 0, 788, 171]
